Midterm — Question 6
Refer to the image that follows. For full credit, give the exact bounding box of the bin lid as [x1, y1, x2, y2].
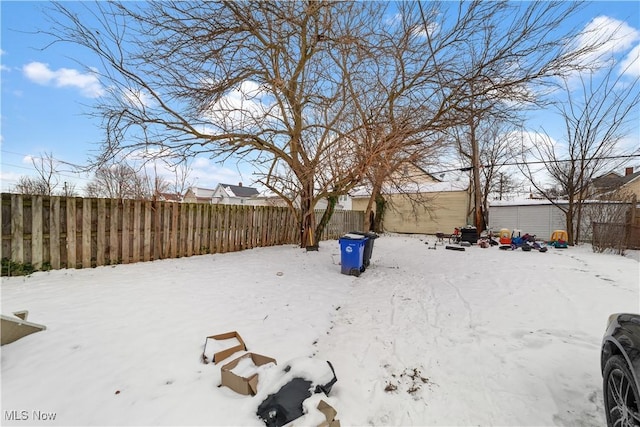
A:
[341, 233, 368, 240]
[348, 231, 378, 239]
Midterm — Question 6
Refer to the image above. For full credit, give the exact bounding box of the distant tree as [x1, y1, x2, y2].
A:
[13, 176, 50, 196]
[166, 159, 192, 200]
[12, 152, 61, 196]
[523, 64, 640, 244]
[477, 120, 526, 216]
[60, 181, 78, 197]
[587, 190, 636, 254]
[440, 1, 615, 232]
[85, 162, 150, 199]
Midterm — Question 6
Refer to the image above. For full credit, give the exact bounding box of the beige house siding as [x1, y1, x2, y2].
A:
[352, 190, 468, 234]
[392, 163, 440, 185]
[624, 177, 640, 199]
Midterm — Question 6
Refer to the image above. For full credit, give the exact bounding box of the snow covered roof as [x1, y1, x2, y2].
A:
[188, 187, 215, 198]
[490, 198, 568, 207]
[350, 181, 468, 198]
[490, 198, 636, 207]
[218, 183, 260, 198]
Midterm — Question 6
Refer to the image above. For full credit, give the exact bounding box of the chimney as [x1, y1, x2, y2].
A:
[238, 182, 243, 187]
[626, 167, 634, 176]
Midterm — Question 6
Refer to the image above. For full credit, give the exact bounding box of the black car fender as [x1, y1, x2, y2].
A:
[601, 314, 640, 391]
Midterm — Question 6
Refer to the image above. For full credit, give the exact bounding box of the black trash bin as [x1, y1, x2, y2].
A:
[460, 226, 478, 244]
[349, 231, 378, 267]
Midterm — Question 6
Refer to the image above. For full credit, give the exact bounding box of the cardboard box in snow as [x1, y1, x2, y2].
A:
[317, 400, 341, 427]
[202, 331, 247, 364]
[221, 352, 277, 395]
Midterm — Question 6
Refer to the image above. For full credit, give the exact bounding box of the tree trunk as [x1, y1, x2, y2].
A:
[470, 117, 487, 232]
[363, 179, 384, 233]
[575, 199, 584, 245]
[314, 194, 338, 244]
[565, 201, 575, 246]
[374, 193, 386, 233]
[299, 178, 317, 250]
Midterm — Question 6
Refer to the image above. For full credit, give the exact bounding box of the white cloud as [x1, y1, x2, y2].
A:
[511, 129, 557, 153]
[189, 156, 245, 188]
[619, 43, 640, 78]
[205, 79, 274, 129]
[22, 61, 104, 98]
[572, 16, 640, 69]
[122, 87, 157, 109]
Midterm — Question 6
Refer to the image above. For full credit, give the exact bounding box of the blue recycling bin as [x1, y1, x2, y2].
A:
[338, 234, 369, 277]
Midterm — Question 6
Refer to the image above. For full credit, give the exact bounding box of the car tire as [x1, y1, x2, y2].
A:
[603, 355, 640, 427]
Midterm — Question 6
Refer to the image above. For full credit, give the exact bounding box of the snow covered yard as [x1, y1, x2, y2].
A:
[1, 234, 638, 426]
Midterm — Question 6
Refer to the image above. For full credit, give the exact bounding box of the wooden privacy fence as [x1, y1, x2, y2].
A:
[1, 194, 364, 272]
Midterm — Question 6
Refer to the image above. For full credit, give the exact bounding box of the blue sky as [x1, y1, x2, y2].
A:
[1, 1, 639, 194]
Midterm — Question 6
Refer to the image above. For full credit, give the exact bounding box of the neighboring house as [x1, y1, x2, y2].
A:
[184, 183, 290, 206]
[252, 191, 290, 207]
[620, 168, 640, 199]
[156, 192, 182, 202]
[588, 167, 640, 199]
[351, 165, 469, 234]
[315, 194, 353, 211]
[211, 182, 260, 205]
[183, 186, 216, 204]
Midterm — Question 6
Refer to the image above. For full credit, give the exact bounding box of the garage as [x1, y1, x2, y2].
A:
[489, 200, 567, 240]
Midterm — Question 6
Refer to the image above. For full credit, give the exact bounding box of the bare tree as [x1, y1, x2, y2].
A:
[439, 1, 609, 232]
[60, 181, 78, 197]
[13, 176, 51, 196]
[45, 1, 605, 245]
[47, 1, 389, 249]
[13, 152, 61, 196]
[338, 1, 599, 234]
[166, 159, 192, 200]
[476, 120, 526, 222]
[523, 64, 640, 244]
[586, 190, 636, 254]
[85, 161, 150, 199]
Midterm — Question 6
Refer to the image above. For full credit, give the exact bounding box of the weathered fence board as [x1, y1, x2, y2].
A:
[11, 194, 24, 264]
[1, 193, 364, 273]
[67, 198, 76, 269]
[50, 197, 61, 269]
[32, 196, 43, 269]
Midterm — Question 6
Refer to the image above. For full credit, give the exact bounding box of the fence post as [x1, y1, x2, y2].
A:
[66, 197, 77, 269]
[10, 194, 24, 264]
[50, 196, 61, 269]
[82, 198, 92, 268]
[97, 198, 106, 267]
[32, 196, 43, 269]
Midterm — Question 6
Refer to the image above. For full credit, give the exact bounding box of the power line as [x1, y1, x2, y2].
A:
[1, 149, 88, 169]
[428, 154, 640, 176]
[1, 162, 93, 182]
[493, 154, 640, 168]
